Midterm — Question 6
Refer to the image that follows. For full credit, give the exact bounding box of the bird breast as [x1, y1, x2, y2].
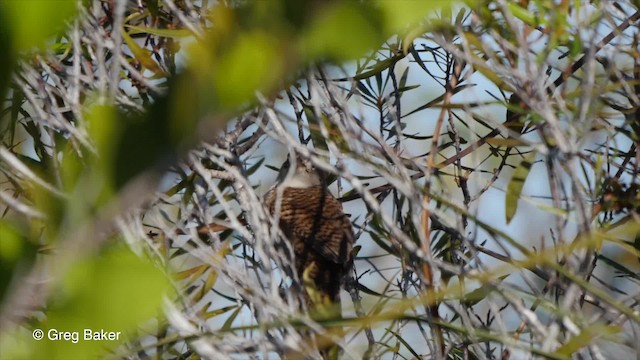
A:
[266, 185, 354, 265]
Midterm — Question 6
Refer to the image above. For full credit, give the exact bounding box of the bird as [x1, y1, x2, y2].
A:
[265, 155, 354, 311]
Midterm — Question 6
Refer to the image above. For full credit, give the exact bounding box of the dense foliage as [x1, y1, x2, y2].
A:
[1, 1, 639, 359]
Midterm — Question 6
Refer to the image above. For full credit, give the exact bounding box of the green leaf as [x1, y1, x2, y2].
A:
[357, 282, 387, 297]
[221, 306, 242, 331]
[245, 157, 265, 176]
[459, 275, 508, 306]
[122, 29, 165, 75]
[204, 305, 238, 320]
[125, 25, 192, 38]
[485, 138, 528, 147]
[386, 328, 421, 358]
[353, 54, 404, 81]
[195, 266, 219, 302]
[369, 230, 398, 256]
[505, 151, 536, 224]
[174, 264, 208, 281]
[598, 254, 639, 280]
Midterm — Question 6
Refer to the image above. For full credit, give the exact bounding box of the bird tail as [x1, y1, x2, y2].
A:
[301, 264, 344, 359]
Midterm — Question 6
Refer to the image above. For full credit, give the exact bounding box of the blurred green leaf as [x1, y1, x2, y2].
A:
[0, 221, 37, 302]
[1, 0, 76, 52]
[377, 0, 450, 33]
[458, 275, 508, 306]
[506, 3, 538, 27]
[84, 106, 119, 173]
[17, 245, 171, 360]
[55, 106, 120, 229]
[0, 9, 14, 102]
[300, 3, 382, 61]
[214, 31, 283, 107]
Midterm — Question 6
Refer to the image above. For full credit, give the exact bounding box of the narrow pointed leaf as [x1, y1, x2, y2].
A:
[505, 151, 536, 224]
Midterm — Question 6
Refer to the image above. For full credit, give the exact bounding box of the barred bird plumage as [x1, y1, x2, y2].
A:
[265, 156, 354, 310]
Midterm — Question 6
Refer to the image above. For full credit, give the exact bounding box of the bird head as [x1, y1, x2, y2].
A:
[276, 154, 322, 189]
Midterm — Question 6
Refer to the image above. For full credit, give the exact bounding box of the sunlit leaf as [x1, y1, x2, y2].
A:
[485, 138, 528, 147]
[174, 264, 208, 281]
[505, 151, 537, 224]
[205, 305, 238, 320]
[555, 325, 620, 356]
[507, 3, 538, 27]
[221, 306, 242, 331]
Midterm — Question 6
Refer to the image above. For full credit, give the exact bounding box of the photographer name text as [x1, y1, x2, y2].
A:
[33, 328, 121, 343]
